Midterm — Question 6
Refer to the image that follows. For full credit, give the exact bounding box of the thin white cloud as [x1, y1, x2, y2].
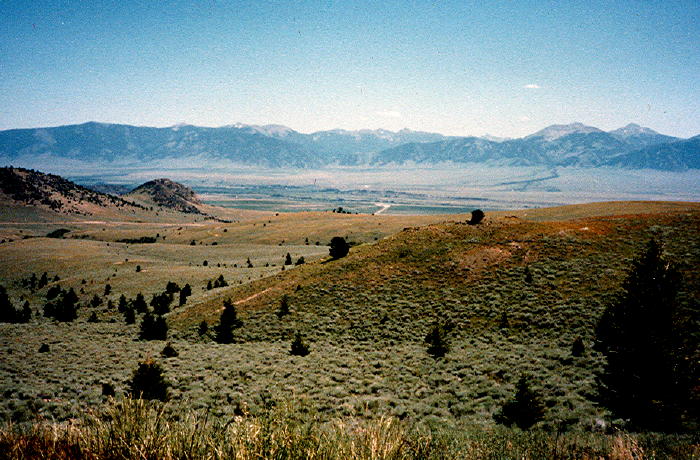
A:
[376, 110, 402, 118]
[523, 84, 541, 89]
[519, 116, 531, 122]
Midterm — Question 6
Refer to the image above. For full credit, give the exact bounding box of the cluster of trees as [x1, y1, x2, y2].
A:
[0, 285, 31, 323]
[43, 287, 79, 322]
[207, 275, 228, 290]
[20, 271, 59, 291]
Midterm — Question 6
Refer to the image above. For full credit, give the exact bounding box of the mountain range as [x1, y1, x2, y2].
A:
[0, 121, 697, 170]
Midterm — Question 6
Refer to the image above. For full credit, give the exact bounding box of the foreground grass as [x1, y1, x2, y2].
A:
[1, 398, 697, 459]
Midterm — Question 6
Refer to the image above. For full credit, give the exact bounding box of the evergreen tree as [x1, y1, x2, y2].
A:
[594, 238, 695, 430]
[133, 292, 148, 313]
[179, 283, 192, 306]
[90, 294, 103, 307]
[290, 332, 310, 356]
[46, 285, 62, 300]
[38, 272, 48, 289]
[118, 294, 128, 312]
[276, 295, 290, 318]
[128, 358, 169, 401]
[329, 236, 350, 259]
[425, 323, 449, 358]
[139, 312, 168, 340]
[165, 281, 180, 294]
[295, 256, 305, 266]
[284, 253, 293, 265]
[53, 290, 78, 322]
[0, 285, 15, 323]
[198, 320, 208, 336]
[571, 337, 585, 357]
[214, 298, 242, 344]
[124, 306, 136, 324]
[104, 284, 111, 296]
[494, 375, 546, 430]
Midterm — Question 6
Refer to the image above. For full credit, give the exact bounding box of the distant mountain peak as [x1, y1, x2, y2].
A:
[526, 123, 603, 141]
[609, 123, 659, 137]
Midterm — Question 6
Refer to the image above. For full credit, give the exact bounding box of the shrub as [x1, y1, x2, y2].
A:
[467, 209, 485, 225]
[165, 281, 180, 294]
[161, 342, 179, 358]
[295, 256, 305, 266]
[198, 320, 208, 336]
[494, 375, 546, 430]
[425, 323, 449, 358]
[290, 332, 310, 356]
[87, 311, 99, 323]
[104, 284, 111, 296]
[128, 358, 169, 401]
[329, 237, 350, 259]
[214, 299, 242, 344]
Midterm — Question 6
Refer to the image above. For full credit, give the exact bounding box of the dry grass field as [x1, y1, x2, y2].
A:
[1, 199, 699, 458]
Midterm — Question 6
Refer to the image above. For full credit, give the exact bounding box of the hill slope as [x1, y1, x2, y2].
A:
[126, 178, 202, 214]
[0, 166, 144, 216]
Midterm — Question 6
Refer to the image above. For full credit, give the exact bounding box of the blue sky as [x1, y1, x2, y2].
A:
[1, 0, 698, 137]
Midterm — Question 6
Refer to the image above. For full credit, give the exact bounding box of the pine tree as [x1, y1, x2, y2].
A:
[128, 358, 169, 401]
[198, 320, 208, 336]
[425, 323, 449, 358]
[284, 253, 293, 265]
[594, 238, 695, 430]
[214, 298, 242, 344]
[104, 284, 111, 296]
[139, 312, 168, 340]
[494, 375, 545, 430]
[118, 294, 128, 312]
[290, 332, 310, 356]
[133, 293, 148, 313]
[124, 306, 136, 324]
[276, 295, 290, 318]
[0, 285, 15, 323]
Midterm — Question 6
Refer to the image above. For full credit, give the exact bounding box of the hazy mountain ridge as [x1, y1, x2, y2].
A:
[0, 121, 695, 170]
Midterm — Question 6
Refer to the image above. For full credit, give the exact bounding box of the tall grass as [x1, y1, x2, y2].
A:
[1, 398, 698, 459]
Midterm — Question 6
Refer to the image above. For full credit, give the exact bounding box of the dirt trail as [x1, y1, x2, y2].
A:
[235, 287, 272, 305]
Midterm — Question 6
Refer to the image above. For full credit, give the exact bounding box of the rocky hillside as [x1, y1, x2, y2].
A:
[0, 167, 144, 215]
[125, 178, 202, 214]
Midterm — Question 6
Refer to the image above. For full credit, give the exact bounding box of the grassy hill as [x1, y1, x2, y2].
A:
[0, 200, 698, 458]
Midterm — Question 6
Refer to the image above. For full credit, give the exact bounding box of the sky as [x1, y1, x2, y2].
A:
[1, 0, 699, 138]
